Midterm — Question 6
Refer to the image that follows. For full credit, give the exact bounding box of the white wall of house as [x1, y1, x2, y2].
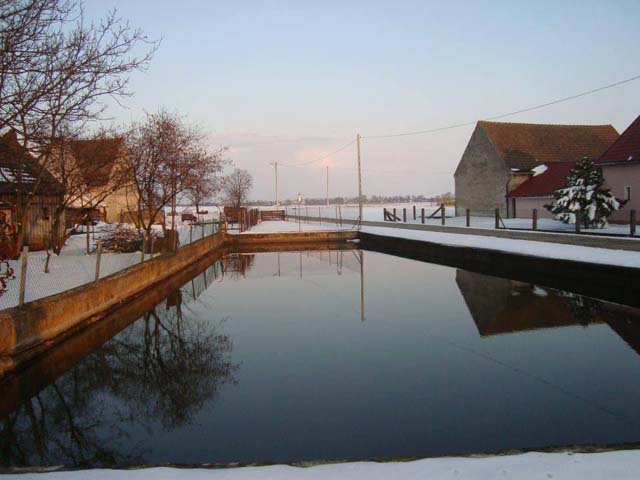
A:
[511, 197, 555, 219]
[602, 164, 640, 222]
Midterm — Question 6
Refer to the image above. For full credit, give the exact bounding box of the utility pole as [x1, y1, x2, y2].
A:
[356, 133, 363, 227]
[326, 165, 329, 207]
[271, 161, 279, 208]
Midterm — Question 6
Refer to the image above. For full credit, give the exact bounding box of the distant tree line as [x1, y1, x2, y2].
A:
[252, 192, 454, 206]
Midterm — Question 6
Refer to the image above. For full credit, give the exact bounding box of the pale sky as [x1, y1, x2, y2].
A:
[86, 0, 640, 201]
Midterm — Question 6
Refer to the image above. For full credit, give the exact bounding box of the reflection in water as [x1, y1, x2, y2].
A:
[1, 251, 640, 468]
[0, 260, 236, 468]
[455, 269, 640, 351]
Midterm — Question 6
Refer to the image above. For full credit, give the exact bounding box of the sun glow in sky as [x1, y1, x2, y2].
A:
[86, 0, 640, 200]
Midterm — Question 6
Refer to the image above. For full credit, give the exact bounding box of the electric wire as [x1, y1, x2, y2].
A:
[362, 74, 640, 139]
[280, 139, 356, 167]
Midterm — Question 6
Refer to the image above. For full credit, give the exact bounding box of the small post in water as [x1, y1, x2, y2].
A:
[18, 246, 28, 307]
[441, 204, 446, 225]
[95, 239, 103, 282]
[319, 206, 321, 225]
[495, 209, 500, 229]
[393, 208, 397, 221]
[413, 205, 416, 220]
[189, 224, 193, 244]
[575, 210, 581, 233]
[403, 208, 406, 222]
[532, 209, 538, 230]
[421, 208, 425, 224]
[630, 210, 636, 236]
[466, 208, 470, 227]
[150, 235, 156, 258]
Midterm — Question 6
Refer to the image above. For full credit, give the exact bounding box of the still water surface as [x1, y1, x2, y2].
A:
[1, 250, 640, 467]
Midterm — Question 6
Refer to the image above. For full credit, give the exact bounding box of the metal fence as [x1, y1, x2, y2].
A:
[0, 221, 221, 311]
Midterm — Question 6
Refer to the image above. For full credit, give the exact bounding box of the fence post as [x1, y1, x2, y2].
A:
[140, 234, 146, 263]
[441, 204, 445, 225]
[393, 208, 397, 221]
[189, 224, 193, 244]
[466, 208, 470, 227]
[95, 239, 103, 282]
[421, 208, 425, 224]
[413, 205, 416, 220]
[403, 208, 407, 222]
[532, 209, 538, 231]
[383, 208, 387, 221]
[495, 209, 500, 229]
[575, 210, 581, 233]
[85, 219, 90, 254]
[18, 246, 28, 307]
[630, 210, 636, 236]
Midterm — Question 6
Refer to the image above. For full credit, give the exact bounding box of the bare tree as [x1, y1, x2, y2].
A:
[124, 109, 227, 236]
[185, 148, 227, 215]
[0, 0, 157, 250]
[221, 169, 253, 208]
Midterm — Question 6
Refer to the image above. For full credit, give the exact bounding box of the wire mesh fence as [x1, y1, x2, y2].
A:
[0, 221, 222, 311]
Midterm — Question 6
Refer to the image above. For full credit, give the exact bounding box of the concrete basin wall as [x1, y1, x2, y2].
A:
[0, 232, 225, 374]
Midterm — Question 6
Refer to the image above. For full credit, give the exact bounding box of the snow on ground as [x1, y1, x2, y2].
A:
[239, 220, 351, 234]
[361, 226, 640, 268]
[5, 450, 640, 479]
[283, 203, 636, 236]
[0, 222, 218, 310]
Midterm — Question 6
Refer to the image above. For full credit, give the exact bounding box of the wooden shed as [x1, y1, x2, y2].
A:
[0, 131, 65, 251]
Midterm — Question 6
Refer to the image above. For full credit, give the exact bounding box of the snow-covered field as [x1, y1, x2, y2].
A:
[4, 450, 640, 479]
[283, 203, 636, 236]
[0, 221, 218, 310]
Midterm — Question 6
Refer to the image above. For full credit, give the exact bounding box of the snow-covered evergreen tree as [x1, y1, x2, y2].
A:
[545, 158, 626, 228]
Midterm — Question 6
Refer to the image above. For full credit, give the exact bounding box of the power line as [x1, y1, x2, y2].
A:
[363, 74, 640, 139]
[279, 139, 356, 167]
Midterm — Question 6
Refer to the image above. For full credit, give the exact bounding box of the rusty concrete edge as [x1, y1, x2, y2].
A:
[227, 230, 358, 244]
[2, 441, 640, 474]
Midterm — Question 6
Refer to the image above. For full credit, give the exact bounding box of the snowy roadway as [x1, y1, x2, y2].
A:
[5, 450, 640, 479]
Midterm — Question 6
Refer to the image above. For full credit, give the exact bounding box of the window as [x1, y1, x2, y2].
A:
[624, 186, 632, 201]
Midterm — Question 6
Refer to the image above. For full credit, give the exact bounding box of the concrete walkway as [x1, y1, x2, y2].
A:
[286, 216, 640, 252]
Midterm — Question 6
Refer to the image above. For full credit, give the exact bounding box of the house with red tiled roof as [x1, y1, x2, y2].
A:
[454, 121, 619, 217]
[594, 114, 640, 222]
[505, 115, 640, 221]
[48, 137, 140, 225]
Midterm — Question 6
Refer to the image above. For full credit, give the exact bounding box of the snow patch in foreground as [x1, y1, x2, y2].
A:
[5, 450, 640, 479]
